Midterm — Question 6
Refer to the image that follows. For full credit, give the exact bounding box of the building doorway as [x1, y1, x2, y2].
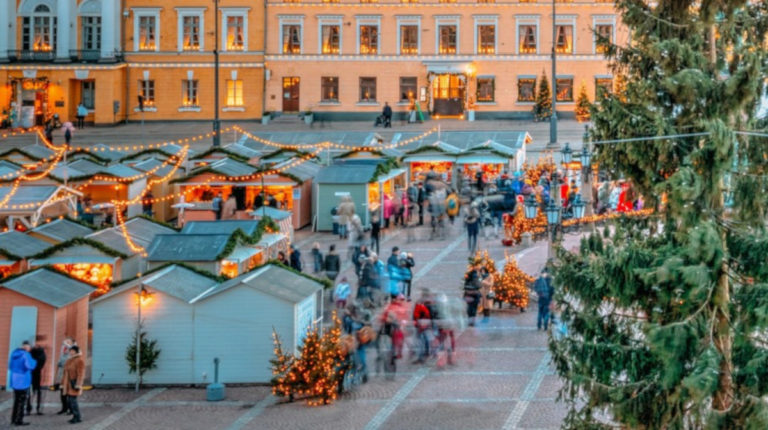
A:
[432, 74, 464, 116]
[282, 77, 300, 112]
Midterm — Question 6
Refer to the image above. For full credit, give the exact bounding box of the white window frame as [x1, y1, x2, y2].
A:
[222, 8, 249, 52]
[474, 15, 497, 55]
[226, 79, 244, 107]
[396, 16, 421, 56]
[435, 16, 460, 55]
[594, 74, 614, 99]
[132, 8, 160, 52]
[317, 15, 343, 55]
[555, 15, 577, 55]
[176, 7, 206, 52]
[278, 15, 304, 55]
[555, 74, 575, 104]
[515, 15, 540, 55]
[592, 15, 616, 55]
[356, 15, 381, 55]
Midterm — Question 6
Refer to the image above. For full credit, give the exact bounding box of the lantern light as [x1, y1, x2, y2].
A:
[135, 287, 154, 307]
[580, 146, 591, 168]
[524, 194, 538, 219]
[545, 199, 561, 226]
[571, 194, 586, 220]
[561, 142, 572, 164]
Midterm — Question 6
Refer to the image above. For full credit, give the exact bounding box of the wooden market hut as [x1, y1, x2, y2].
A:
[402, 140, 462, 186]
[0, 268, 92, 388]
[0, 143, 56, 166]
[0, 185, 80, 229]
[0, 160, 23, 181]
[0, 231, 53, 278]
[125, 157, 183, 222]
[91, 264, 322, 385]
[28, 218, 94, 244]
[314, 159, 408, 231]
[249, 207, 293, 242]
[146, 233, 263, 278]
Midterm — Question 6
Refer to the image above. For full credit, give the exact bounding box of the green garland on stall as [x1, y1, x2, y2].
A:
[0, 265, 98, 286]
[191, 148, 249, 163]
[214, 216, 281, 260]
[28, 237, 129, 260]
[369, 157, 400, 182]
[111, 261, 226, 289]
[133, 214, 181, 232]
[267, 261, 333, 290]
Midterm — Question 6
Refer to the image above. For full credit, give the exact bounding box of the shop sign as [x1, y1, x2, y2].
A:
[334, 191, 350, 197]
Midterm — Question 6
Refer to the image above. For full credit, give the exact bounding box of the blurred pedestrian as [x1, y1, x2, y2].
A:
[9, 341, 36, 426]
[55, 338, 75, 416]
[212, 192, 223, 220]
[333, 277, 351, 310]
[324, 244, 340, 281]
[413, 291, 432, 364]
[534, 268, 554, 331]
[311, 242, 323, 274]
[26, 340, 47, 416]
[463, 263, 484, 326]
[289, 245, 302, 272]
[400, 252, 415, 300]
[464, 202, 480, 255]
[61, 345, 85, 424]
[76, 103, 87, 129]
[370, 209, 381, 254]
[337, 195, 355, 239]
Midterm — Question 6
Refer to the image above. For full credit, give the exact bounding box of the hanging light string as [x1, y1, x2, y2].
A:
[90, 151, 188, 183]
[0, 129, 68, 181]
[0, 127, 40, 140]
[66, 127, 233, 153]
[233, 126, 437, 151]
[0, 133, 68, 210]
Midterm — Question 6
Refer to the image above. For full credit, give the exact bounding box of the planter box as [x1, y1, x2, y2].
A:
[304, 113, 314, 125]
[467, 110, 475, 122]
[261, 114, 271, 125]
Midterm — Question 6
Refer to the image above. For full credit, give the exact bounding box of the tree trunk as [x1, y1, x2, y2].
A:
[712, 177, 733, 411]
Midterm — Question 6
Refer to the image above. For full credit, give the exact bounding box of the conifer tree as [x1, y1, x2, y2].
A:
[552, 1, 768, 428]
[574, 82, 591, 123]
[533, 71, 552, 122]
[125, 326, 161, 386]
[493, 256, 532, 310]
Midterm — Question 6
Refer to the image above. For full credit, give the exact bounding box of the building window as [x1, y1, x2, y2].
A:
[81, 81, 95, 109]
[401, 0, 418, 3]
[439, 25, 457, 55]
[321, 25, 340, 54]
[439, 0, 456, 2]
[518, 77, 536, 102]
[595, 24, 613, 54]
[182, 80, 199, 107]
[182, 16, 201, 51]
[139, 80, 155, 106]
[359, 25, 378, 55]
[478, 25, 495, 54]
[359, 77, 377, 102]
[556, 78, 574, 102]
[477, 77, 494, 102]
[400, 77, 417, 102]
[226, 79, 243, 106]
[138, 16, 156, 51]
[321, 77, 339, 102]
[81, 17, 101, 51]
[595, 77, 613, 98]
[400, 25, 418, 55]
[556, 25, 574, 54]
[519, 25, 537, 54]
[282, 25, 301, 54]
[22, 5, 56, 52]
[226, 15, 245, 51]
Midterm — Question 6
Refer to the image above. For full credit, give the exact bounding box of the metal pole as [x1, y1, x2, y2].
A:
[135, 282, 141, 392]
[213, 0, 221, 146]
[549, 0, 558, 146]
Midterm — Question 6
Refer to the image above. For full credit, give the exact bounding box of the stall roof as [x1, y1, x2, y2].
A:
[205, 157, 257, 177]
[2, 268, 94, 307]
[243, 131, 377, 152]
[0, 144, 56, 161]
[130, 157, 176, 178]
[224, 141, 263, 159]
[68, 159, 104, 175]
[249, 206, 291, 221]
[0, 231, 52, 259]
[315, 163, 379, 184]
[31, 218, 93, 242]
[225, 246, 260, 263]
[93, 264, 219, 304]
[50, 165, 87, 180]
[197, 264, 321, 303]
[394, 131, 531, 152]
[0, 185, 62, 211]
[83, 143, 124, 162]
[87, 217, 176, 256]
[0, 160, 22, 180]
[147, 234, 233, 262]
[274, 159, 322, 182]
[181, 220, 262, 236]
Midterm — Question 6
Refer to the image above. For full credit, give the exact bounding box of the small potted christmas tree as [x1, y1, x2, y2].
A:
[575, 82, 591, 123]
[533, 71, 553, 122]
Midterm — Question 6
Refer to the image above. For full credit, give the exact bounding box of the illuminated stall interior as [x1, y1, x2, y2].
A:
[402, 141, 462, 185]
[51, 262, 112, 295]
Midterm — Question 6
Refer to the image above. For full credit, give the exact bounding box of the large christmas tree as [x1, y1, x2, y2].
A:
[552, 1, 768, 428]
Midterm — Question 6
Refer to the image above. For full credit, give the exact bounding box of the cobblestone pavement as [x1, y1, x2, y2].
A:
[1, 221, 584, 430]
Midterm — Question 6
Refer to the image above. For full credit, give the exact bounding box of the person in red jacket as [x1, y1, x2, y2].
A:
[413, 290, 432, 364]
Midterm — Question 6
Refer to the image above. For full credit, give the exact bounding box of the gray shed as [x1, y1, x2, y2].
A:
[0, 231, 53, 277]
[146, 232, 264, 277]
[91, 264, 322, 384]
[29, 218, 94, 244]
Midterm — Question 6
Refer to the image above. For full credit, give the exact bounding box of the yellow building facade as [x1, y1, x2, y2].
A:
[264, 0, 624, 120]
[0, 0, 265, 127]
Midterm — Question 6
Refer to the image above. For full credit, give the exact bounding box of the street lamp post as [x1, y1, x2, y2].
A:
[213, 0, 221, 146]
[580, 127, 594, 231]
[550, 0, 558, 146]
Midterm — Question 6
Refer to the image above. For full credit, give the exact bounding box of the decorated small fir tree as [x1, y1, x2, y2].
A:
[533, 71, 552, 122]
[493, 255, 532, 310]
[125, 325, 161, 387]
[574, 82, 591, 123]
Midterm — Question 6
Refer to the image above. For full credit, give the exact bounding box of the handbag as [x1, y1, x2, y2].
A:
[69, 379, 77, 391]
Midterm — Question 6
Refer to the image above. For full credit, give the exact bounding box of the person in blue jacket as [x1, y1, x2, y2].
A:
[9, 340, 37, 426]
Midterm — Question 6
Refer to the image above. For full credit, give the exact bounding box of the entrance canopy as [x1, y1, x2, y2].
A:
[424, 61, 472, 75]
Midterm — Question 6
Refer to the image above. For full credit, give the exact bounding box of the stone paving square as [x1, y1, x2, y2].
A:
[381, 400, 517, 430]
[104, 404, 244, 430]
[3, 406, 122, 430]
[407, 374, 529, 400]
[249, 402, 383, 430]
[517, 401, 569, 429]
[449, 350, 547, 373]
[535, 375, 565, 400]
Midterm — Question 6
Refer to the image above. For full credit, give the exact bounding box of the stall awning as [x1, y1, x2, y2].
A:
[377, 168, 407, 183]
[225, 247, 260, 263]
[30, 256, 118, 266]
[403, 155, 457, 163]
[456, 155, 510, 164]
[424, 61, 471, 74]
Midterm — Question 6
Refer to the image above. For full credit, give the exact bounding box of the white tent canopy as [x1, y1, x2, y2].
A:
[0, 185, 81, 228]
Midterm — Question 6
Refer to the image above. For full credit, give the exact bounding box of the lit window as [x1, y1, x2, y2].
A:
[400, 25, 418, 54]
[556, 78, 574, 102]
[183, 16, 201, 51]
[282, 25, 301, 54]
[401, 0, 418, 3]
[360, 0, 378, 3]
[22, 5, 55, 52]
[226, 16, 245, 50]
[360, 25, 378, 55]
[595, 77, 613, 99]
[518, 78, 536, 102]
[595, 24, 613, 54]
[439, 25, 457, 55]
[182, 80, 199, 106]
[321, 25, 340, 54]
[478, 25, 495, 54]
[359, 77, 376, 102]
[400, 77, 417, 102]
[227, 79, 243, 106]
[139, 80, 155, 106]
[321, 77, 339, 102]
[138, 16, 156, 51]
[556, 25, 573, 54]
[519, 25, 537, 53]
[439, 0, 456, 2]
[82, 17, 101, 51]
[477, 77, 494, 102]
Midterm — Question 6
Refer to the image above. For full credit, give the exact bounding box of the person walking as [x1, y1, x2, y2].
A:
[311, 242, 323, 274]
[464, 202, 481, 255]
[289, 245, 302, 272]
[26, 341, 47, 416]
[387, 247, 403, 299]
[400, 252, 415, 300]
[61, 345, 85, 424]
[383, 194, 393, 229]
[212, 192, 223, 220]
[324, 244, 341, 282]
[413, 291, 432, 364]
[333, 277, 351, 310]
[337, 195, 355, 239]
[221, 194, 237, 220]
[9, 341, 36, 426]
[358, 253, 377, 302]
[382, 102, 392, 128]
[417, 182, 426, 226]
[463, 264, 484, 326]
[347, 213, 365, 261]
[64, 126, 72, 146]
[534, 268, 554, 331]
[55, 339, 75, 416]
[76, 103, 88, 129]
[370, 210, 381, 254]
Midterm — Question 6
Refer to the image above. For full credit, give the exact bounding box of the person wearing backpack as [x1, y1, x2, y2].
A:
[534, 268, 555, 330]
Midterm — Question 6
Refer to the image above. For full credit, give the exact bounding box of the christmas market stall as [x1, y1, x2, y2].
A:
[91, 264, 322, 385]
[0, 185, 80, 229]
[0, 268, 92, 387]
[0, 231, 52, 279]
[124, 157, 184, 222]
[28, 218, 94, 244]
[401, 139, 462, 186]
[249, 206, 293, 242]
[0, 142, 56, 166]
[248, 158, 321, 229]
[313, 159, 407, 231]
[451, 131, 530, 187]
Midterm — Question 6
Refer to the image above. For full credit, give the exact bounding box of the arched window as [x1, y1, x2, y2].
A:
[22, 3, 57, 52]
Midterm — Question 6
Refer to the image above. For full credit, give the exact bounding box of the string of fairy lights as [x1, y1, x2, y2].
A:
[233, 125, 438, 151]
[0, 130, 68, 209]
